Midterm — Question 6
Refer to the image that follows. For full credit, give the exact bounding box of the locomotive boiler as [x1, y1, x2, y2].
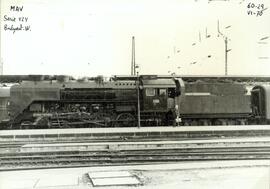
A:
[6, 75, 183, 129]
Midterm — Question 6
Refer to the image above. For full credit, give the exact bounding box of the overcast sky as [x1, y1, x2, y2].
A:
[1, 0, 270, 77]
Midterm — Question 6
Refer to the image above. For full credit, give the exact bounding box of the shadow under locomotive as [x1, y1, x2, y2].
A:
[1, 75, 270, 129]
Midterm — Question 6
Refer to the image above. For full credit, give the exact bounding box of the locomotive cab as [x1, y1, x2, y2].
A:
[141, 78, 177, 111]
[251, 85, 270, 123]
[140, 77, 183, 125]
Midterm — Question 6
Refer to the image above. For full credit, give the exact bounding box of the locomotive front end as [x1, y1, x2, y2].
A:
[0, 84, 12, 128]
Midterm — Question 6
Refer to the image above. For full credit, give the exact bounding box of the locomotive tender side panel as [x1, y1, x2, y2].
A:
[179, 83, 252, 117]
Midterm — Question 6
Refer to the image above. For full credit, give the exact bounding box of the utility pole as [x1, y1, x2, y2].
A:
[225, 37, 228, 75]
[218, 20, 231, 76]
[136, 71, 141, 128]
[131, 36, 136, 75]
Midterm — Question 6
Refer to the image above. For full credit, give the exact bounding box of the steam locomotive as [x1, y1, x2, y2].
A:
[0, 75, 270, 129]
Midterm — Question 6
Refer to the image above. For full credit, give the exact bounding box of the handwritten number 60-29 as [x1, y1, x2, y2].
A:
[247, 3, 264, 9]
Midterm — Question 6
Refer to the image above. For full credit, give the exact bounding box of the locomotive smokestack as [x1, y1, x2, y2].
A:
[131, 36, 136, 75]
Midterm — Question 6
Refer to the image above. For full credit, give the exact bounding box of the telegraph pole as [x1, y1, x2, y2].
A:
[137, 71, 141, 128]
[218, 20, 231, 76]
[225, 37, 228, 75]
[131, 36, 136, 75]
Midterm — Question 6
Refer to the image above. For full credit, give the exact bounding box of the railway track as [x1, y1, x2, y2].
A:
[1, 146, 270, 171]
[0, 137, 230, 154]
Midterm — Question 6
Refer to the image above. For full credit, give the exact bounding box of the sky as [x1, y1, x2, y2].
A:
[1, 0, 270, 77]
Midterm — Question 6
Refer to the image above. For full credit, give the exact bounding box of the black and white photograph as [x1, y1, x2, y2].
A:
[0, 0, 270, 188]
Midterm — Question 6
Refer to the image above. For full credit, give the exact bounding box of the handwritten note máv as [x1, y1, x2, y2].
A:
[3, 6, 31, 34]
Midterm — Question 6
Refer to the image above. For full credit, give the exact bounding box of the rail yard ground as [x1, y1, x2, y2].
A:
[0, 161, 270, 189]
[1, 125, 270, 188]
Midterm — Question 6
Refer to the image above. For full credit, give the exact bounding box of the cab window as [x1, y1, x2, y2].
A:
[146, 88, 156, 96]
[158, 89, 167, 96]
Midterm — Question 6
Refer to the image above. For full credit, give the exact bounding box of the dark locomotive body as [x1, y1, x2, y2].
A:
[251, 85, 270, 124]
[6, 75, 182, 129]
[179, 82, 251, 125]
[0, 84, 11, 126]
[1, 75, 270, 129]
[9, 76, 137, 128]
